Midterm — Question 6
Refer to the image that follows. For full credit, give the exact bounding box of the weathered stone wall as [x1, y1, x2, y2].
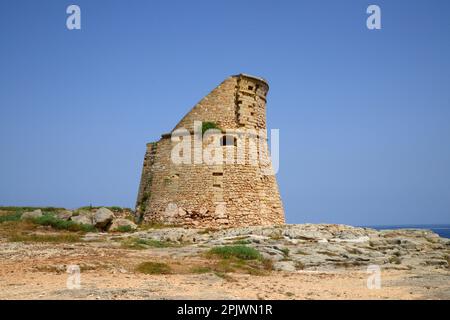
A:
[136, 74, 285, 228]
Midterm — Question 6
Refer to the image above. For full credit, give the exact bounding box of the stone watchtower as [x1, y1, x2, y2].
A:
[136, 74, 285, 228]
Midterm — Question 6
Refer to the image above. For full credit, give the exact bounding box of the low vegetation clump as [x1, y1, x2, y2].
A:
[295, 261, 305, 270]
[0, 212, 22, 223]
[138, 193, 150, 214]
[8, 233, 81, 243]
[136, 261, 172, 275]
[207, 245, 262, 260]
[1, 207, 96, 234]
[204, 245, 272, 276]
[269, 234, 284, 240]
[191, 266, 235, 281]
[389, 256, 402, 265]
[77, 205, 131, 213]
[280, 247, 290, 257]
[1, 209, 95, 242]
[201, 121, 222, 135]
[209, 255, 272, 276]
[32, 214, 96, 232]
[0, 206, 63, 213]
[134, 257, 271, 277]
[116, 225, 133, 233]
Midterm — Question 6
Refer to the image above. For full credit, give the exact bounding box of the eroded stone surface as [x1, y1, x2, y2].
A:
[81, 224, 450, 272]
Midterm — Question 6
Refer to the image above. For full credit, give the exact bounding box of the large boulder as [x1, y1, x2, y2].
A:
[71, 215, 93, 226]
[56, 210, 73, 221]
[21, 209, 43, 220]
[93, 207, 114, 229]
[70, 210, 94, 225]
[109, 218, 138, 232]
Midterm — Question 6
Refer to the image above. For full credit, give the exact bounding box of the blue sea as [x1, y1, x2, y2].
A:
[363, 224, 450, 239]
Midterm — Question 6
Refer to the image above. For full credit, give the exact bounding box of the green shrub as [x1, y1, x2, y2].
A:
[0, 206, 64, 213]
[139, 192, 150, 213]
[0, 212, 22, 223]
[116, 225, 133, 233]
[77, 205, 94, 211]
[108, 206, 123, 212]
[208, 245, 262, 260]
[136, 261, 171, 274]
[77, 205, 128, 212]
[201, 121, 221, 135]
[32, 214, 95, 232]
[280, 247, 290, 257]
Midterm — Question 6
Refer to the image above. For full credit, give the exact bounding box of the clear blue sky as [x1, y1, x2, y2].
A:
[1, 0, 449, 225]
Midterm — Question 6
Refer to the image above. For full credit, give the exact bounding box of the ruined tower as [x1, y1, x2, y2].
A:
[136, 74, 285, 228]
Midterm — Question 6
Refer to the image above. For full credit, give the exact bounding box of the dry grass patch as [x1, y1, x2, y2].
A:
[32, 214, 96, 232]
[136, 261, 172, 275]
[204, 245, 273, 276]
[0, 213, 90, 244]
[190, 266, 213, 274]
[207, 245, 262, 260]
[0, 220, 39, 239]
[133, 250, 273, 278]
[8, 233, 81, 243]
[0, 206, 64, 213]
[0, 211, 22, 223]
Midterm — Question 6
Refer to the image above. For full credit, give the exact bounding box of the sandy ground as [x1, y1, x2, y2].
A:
[1, 241, 448, 300]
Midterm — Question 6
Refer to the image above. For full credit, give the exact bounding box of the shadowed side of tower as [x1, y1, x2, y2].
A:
[136, 74, 285, 228]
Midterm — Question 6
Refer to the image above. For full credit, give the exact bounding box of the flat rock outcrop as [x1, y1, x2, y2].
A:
[84, 224, 449, 271]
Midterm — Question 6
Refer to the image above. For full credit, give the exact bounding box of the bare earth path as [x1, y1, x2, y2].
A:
[0, 240, 448, 300]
